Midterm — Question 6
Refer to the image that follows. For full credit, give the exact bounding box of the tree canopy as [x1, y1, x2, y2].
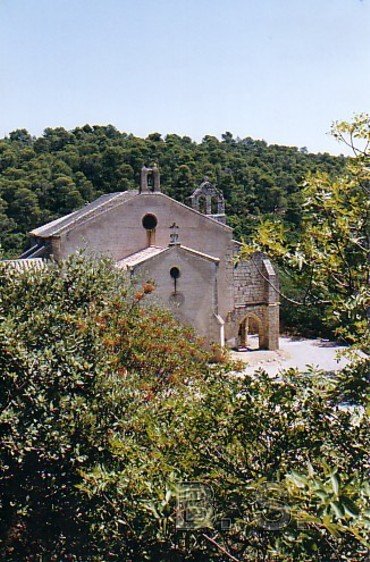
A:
[243, 114, 370, 350]
[0, 253, 368, 561]
[0, 125, 345, 257]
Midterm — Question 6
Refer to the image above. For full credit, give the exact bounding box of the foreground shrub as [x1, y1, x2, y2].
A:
[0, 255, 230, 560]
[0, 255, 368, 561]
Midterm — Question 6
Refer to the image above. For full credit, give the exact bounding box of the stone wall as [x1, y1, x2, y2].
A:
[234, 257, 266, 306]
[225, 251, 280, 350]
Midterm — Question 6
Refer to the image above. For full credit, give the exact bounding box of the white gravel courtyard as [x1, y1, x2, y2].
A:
[231, 336, 367, 376]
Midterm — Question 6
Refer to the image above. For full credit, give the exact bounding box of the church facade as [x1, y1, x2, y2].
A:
[20, 166, 280, 349]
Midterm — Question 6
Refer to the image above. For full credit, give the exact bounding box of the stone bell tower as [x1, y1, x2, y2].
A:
[140, 165, 161, 193]
[189, 177, 226, 224]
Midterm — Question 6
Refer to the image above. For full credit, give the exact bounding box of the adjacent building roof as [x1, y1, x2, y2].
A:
[19, 243, 49, 259]
[117, 246, 167, 269]
[116, 244, 219, 271]
[1, 258, 46, 272]
[179, 245, 220, 263]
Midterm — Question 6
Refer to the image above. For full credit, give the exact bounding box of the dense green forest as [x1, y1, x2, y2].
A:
[0, 125, 346, 257]
[0, 117, 368, 560]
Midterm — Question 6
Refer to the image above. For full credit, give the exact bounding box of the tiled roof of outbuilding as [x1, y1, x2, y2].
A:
[1, 258, 46, 272]
[117, 247, 167, 269]
[116, 244, 219, 270]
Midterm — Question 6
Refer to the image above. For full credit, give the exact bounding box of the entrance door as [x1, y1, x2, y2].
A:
[238, 315, 262, 350]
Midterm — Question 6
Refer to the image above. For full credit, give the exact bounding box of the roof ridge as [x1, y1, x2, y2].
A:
[117, 246, 168, 269]
[147, 192, 233, 231]
[30, 189, 233, 239]
[180, 245, 220, 262]
[31, 191, 137, 237]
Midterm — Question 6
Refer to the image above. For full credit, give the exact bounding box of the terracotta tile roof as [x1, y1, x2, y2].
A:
[1, 258, 46, 272]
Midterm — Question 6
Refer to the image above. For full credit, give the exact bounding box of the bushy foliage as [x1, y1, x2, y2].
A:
[243, 115, 370, 348]
[0, 256, 368, 561]
[0, 255, 230, 560]
[182, 368, 369, 561]
[278, 269, 332, 337]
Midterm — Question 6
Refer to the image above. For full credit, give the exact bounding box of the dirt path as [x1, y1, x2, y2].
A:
[231, 336, 365, 376]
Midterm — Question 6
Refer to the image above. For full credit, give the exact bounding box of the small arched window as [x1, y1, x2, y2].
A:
[170, 266, 180, 295]
[170, 267, 180, 279]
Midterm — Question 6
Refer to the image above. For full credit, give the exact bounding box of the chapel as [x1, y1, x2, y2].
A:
[19, 166, 280, 349]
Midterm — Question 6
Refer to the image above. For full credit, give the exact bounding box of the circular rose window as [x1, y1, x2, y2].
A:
[142, 214, 158, 230]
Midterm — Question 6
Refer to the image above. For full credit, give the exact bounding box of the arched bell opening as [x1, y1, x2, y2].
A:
[189, 178, 226, 223]
[211, 196, 219, 214]
[147, 171, 154, 190]
[198, 196, 207, 214]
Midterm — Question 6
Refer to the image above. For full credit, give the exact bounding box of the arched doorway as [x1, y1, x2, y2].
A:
[238, 314, 263, 350]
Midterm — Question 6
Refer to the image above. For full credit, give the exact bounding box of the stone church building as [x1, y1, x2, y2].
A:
[20, 166, 280, 349]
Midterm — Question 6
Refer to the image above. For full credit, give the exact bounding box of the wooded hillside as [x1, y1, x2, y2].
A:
[0, 126, 345, 257]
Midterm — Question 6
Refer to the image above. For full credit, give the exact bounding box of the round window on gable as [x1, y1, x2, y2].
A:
[170, 267, 180, 279]
[142, 214, 158, 230]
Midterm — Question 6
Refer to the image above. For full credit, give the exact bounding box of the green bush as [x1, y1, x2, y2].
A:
[0, 255, 229, 560]
[0, 256, 368, 561]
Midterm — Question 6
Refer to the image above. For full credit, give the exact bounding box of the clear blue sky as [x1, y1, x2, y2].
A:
[0, 0, 369, 154]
